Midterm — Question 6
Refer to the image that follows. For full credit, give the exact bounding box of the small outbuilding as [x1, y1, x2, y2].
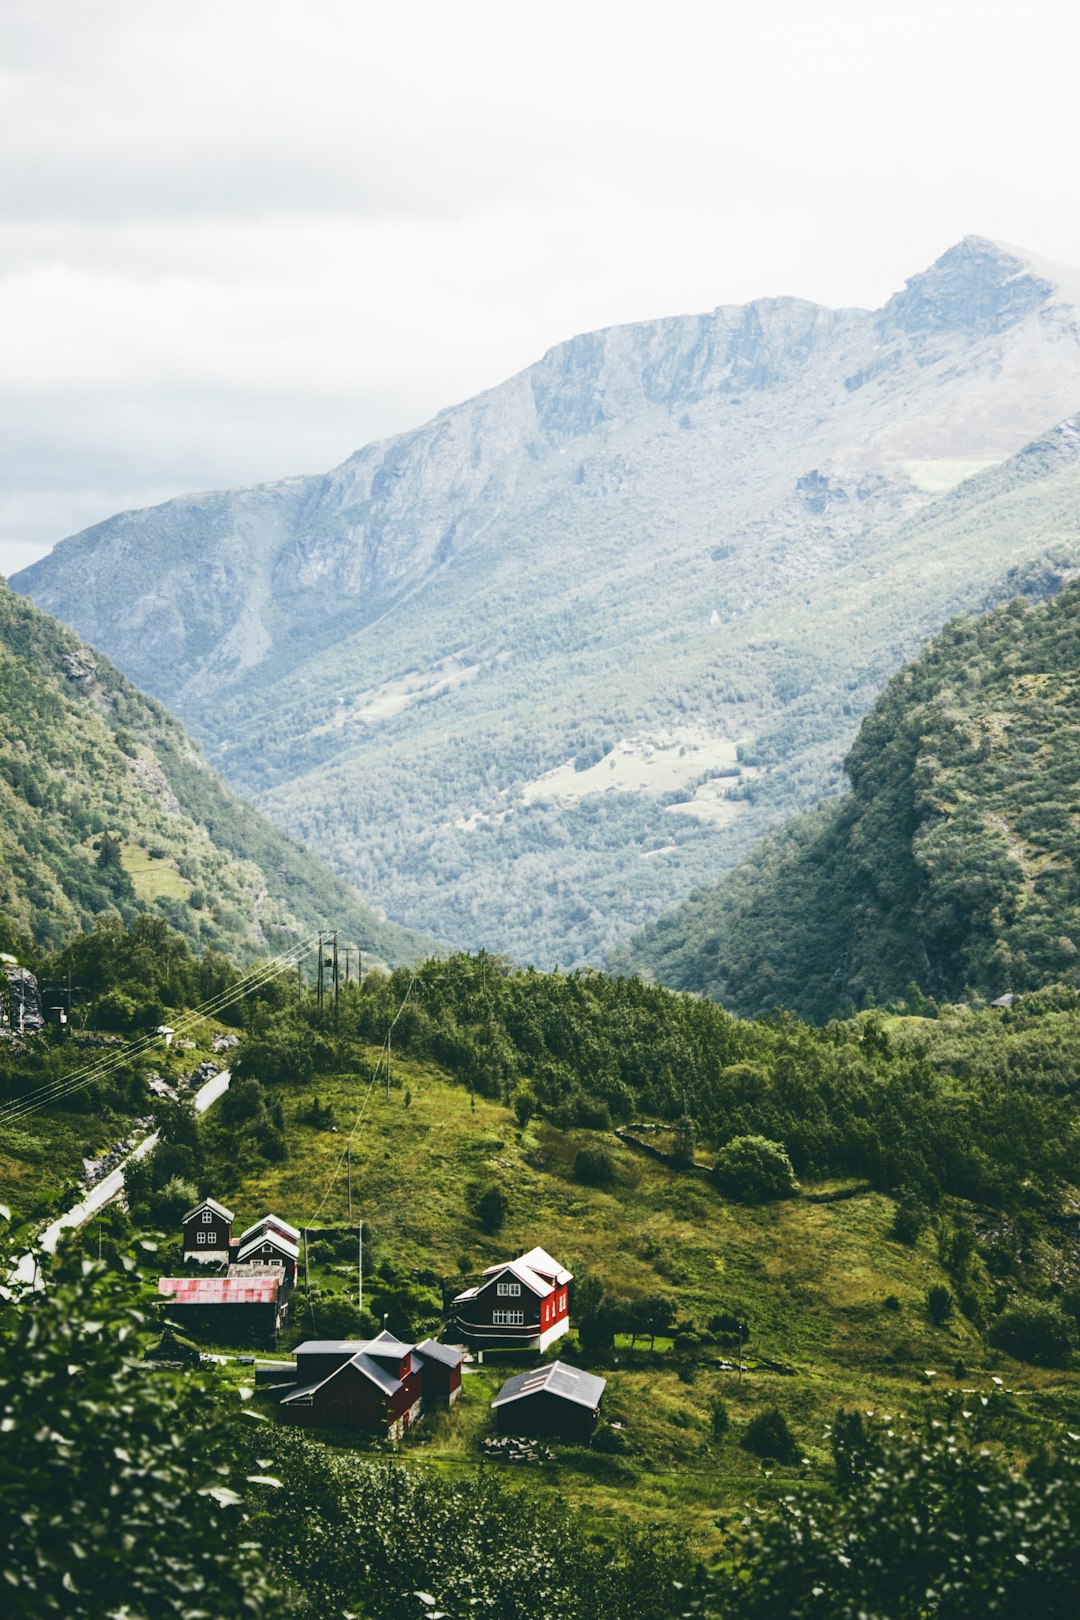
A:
[491, 1359, 606, 1442]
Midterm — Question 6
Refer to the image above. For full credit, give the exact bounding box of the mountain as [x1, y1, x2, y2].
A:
[616, 581, 1080, 1019]
[0, 581, 433, 961]
[14, 237, 1080, 966]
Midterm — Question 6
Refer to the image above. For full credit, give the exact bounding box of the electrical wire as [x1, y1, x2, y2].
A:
[0, 933, 320, 1122]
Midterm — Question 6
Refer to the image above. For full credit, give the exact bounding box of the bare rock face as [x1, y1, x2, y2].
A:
[14, 238, 1080, 968]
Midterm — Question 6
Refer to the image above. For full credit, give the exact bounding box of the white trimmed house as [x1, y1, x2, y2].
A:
[450, 1245, 572, 1351]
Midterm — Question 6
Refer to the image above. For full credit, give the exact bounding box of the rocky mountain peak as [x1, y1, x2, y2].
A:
[880, 235, 1055, 338]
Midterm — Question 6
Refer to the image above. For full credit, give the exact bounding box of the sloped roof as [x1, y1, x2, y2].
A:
[364, 1329, 413, 1362]
[280, 1346, 403, 1405]
[451, 1285, 479, 1304]
[476, 1259, 551, 1298]
[491, 1359, 606, 1411]
[236, 1230, 300, 1264]
[182, 1196, 235, 1224]
[416, 1338, 465, 1369]
[158, 1275, 278, 1306]
[514, 1246, 573, 1286]
[294, 1339, 369, 1357]
[239, 1212, 301, 1243]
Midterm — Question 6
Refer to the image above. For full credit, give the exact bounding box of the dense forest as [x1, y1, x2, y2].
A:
[618, 584, 1080, 1019]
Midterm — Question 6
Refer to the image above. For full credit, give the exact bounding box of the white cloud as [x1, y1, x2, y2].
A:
[3, 0, 1080, 575]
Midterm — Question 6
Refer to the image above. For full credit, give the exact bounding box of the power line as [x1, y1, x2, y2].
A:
[0, 934, 321, 1123]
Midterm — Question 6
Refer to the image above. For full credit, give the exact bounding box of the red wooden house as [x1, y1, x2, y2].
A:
[450, 1245, 572, 1351]
[279, 1331, 464, 1438]
[181, 1197, 234, 1263]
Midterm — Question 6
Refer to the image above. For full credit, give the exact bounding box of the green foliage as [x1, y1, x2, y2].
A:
[624, 584, 1080, 1019]
[710, 1404, 1080, 1619]
[990, 1298, 1078, 1367]
[927, 1283, 953, 1326]
[470, 1181, 509, 1234]
[740, 1404, 798, 1463]
[891, 1194, 930, 1245]
[713, 1135, 800, 1203]
[0, 1217, 289, 1617]
[257, 1429, 686, 1619]
[574, 1143, 617, 1186]
[709, 1397, 730, 1443]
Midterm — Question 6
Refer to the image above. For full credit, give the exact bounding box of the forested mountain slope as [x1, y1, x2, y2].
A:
[0, 583, 431, 961]
[616, 582, 1080, 1018]
[15, 238, 1080, 965]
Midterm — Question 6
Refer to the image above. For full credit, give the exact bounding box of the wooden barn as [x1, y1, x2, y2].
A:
[451, 1245, 572, 1351]
[278, 1331, 464, 1437]
[491, 1359, 606, 1442]
[158, 1270, 285, 1348]
[181, 1197, 234, 1263]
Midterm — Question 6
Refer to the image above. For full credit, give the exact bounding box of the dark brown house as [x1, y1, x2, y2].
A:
[233, 1220, 299, 1288]
[450, 1246, 572, 1351]
[279, 1331, 464, 1438]
[182, 1197, 234, 1263]
[491, 1360, 606, 1442]
[158, 1270, 284, 1348]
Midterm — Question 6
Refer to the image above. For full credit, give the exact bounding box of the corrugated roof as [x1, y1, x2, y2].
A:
[158, 1276, 278, 1305]
[491, 1359, 606, 1411]
[294, 1339, 369, 1357]
[364, 1329, 412, 1362]
[182, 1196, 235, 1224]
[416, 1338, 465, 1369]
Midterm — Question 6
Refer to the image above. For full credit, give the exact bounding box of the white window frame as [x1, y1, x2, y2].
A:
[202, 1209, 213, 1224]
[496, 1281, 521, 1296]
[196, 1230, 207, 1245]
[492, 1309, 525, 1326]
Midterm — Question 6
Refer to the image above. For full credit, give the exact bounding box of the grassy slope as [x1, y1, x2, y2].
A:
[618, 581, 1080, 1019]
[0, 582, 433, 963]
[199, 1053, 1079, 1553]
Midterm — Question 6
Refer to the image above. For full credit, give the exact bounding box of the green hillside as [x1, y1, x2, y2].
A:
[617, 582, 1080, 1019]
[156, 955, 1080, 1550]
[0, 582, 433, 963]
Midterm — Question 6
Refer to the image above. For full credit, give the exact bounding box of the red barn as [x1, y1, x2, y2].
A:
[181, 1197, 234, 1263]
[451, 1246, 572, 1351]
[279, 1332, 464, 1436]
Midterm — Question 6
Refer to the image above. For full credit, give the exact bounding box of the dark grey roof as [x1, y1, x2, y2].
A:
[364, 1329, 413, 1361]
[491, 1359, 606, 1411]
[281, 1347, 403, 1404]
[416, 1338, 465, 1368]
[294, 1339, 369, 1356]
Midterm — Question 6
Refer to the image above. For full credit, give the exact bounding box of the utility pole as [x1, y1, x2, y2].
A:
[316, 933, 324, 1011]
[385, 1031, 391, 1101]
[333, 931, 339, 1019]
[303, 1228, 310, 1291]
[345, 950, 350, 985]
[358, 949, 363, 990]
[347, 1146, 352, 1221]
[358, 1219, 363, 1314]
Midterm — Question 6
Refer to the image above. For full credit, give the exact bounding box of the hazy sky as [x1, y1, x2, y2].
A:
[3, 0, 1079, 577]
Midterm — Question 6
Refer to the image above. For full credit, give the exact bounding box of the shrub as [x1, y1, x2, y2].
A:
[471, 1183, 509, 1234]
[927, 1284, 953, 1326]
[713, 1136, 799, 1203]
[891, 1194, 930, 1244]
[93, 989, 136, 1031]
[710, 1398, 730, 1443]
[512, 1087, 536, 1128]
[741, 1405, 798, 1463]
[574, 1145, 617, 1187]
[991, 1298, 1077, 1366]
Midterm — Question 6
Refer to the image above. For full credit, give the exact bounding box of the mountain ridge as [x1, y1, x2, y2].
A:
[15, 236, 1080, 966]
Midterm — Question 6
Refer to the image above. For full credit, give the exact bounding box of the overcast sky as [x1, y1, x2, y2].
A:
[3, 0, 1080, 577]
